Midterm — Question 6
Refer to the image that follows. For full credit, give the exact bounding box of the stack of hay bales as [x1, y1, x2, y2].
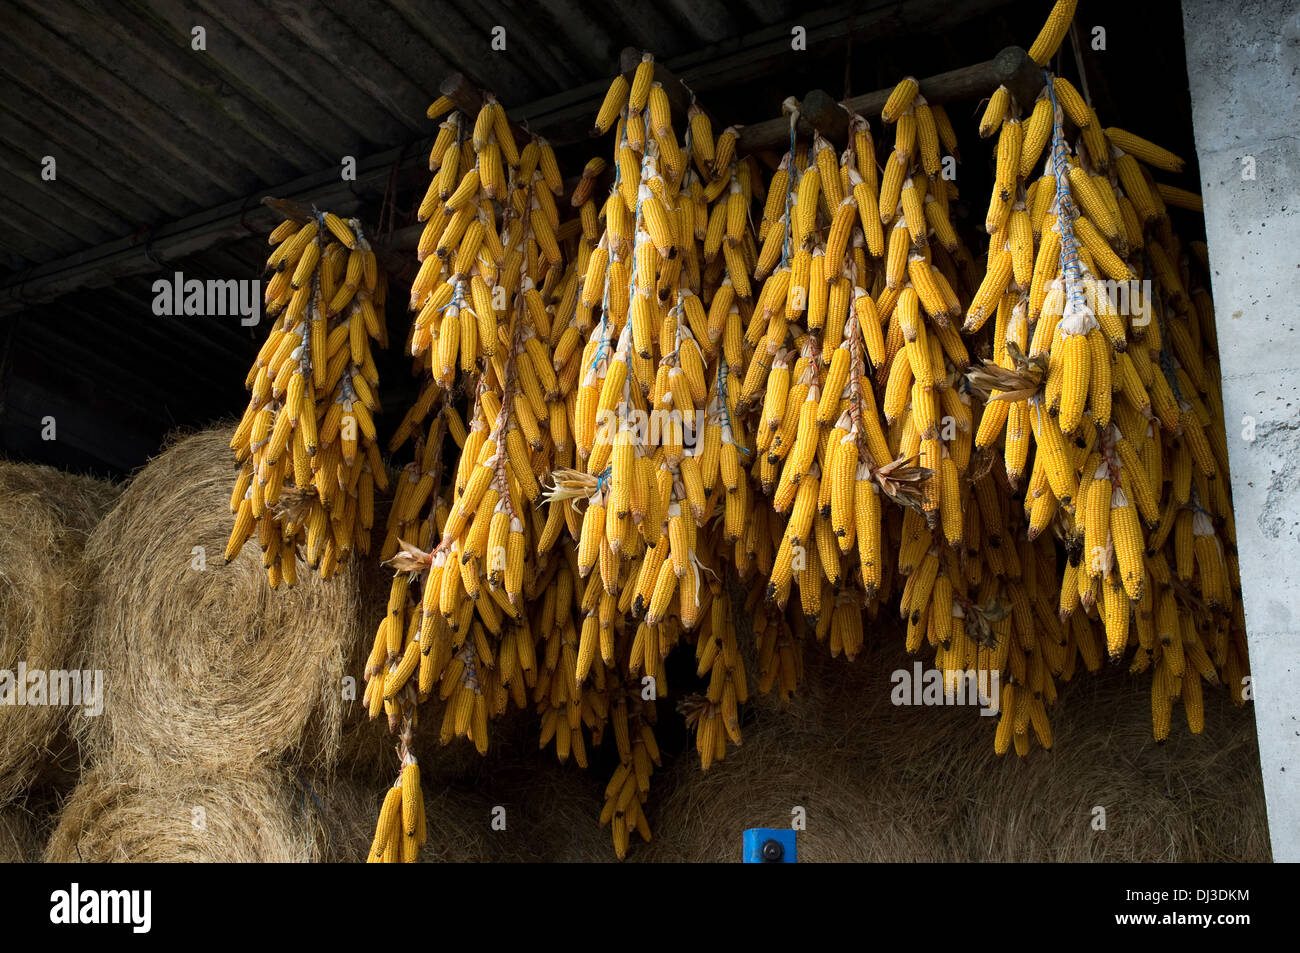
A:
[45, 427, 370, 861]
[43, 426, 523, 862]
[637, 639, 1272, 863]
[0, 462, 119, 861]
[299, 628, 1273, 863]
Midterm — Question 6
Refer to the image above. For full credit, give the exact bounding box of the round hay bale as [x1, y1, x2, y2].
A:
[638, 635, 1270, 862]
[77, 425, 545, 787]
[44, 763, 317, 862]
[0, 806, 44, 863]
[80, 427, 366, 772]
[0, 462, 119, 805]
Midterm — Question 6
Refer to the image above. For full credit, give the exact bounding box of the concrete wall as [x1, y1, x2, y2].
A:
[1181, 0, 1300, 862]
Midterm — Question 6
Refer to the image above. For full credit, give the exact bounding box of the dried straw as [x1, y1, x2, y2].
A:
[302, 621, 1272, 863]
[44, 762, 317, 862]
[638, 646, 941, 862]
[308, 752, 610, 862]
[0, 806, 44, 863]
[638, 636, 1271, 862]
[0, 462, 118, 805]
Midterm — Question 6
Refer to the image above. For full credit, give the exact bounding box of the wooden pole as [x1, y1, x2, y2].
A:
[737, 47, 1042, 154]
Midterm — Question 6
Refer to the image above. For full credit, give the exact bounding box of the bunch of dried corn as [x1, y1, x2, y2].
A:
[562, 53, 764, 854]
[361, 91, 608, 860]
[956, 0, 1242, 750]
[227, 211, 387, 585]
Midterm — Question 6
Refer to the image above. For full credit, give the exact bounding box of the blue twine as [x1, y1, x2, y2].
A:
[588, 312, 610, 372]
[297, 776, 323, 818]
[715, 357, 749, 455]
[683, 91, 695, 161]
[715, 357, 731, 427]
[1045, 71, 1087, 316]
[612, 113, 647, 294]
[1142, 259, 1185, 404]
[780, 117, 797, 269]
[437, 282, 464, 314]
[1158, 341, 1184, 403]
[1028, 393, 1047, 441]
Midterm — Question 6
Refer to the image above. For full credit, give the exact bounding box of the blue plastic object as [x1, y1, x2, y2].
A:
[742, 828, 797, 863]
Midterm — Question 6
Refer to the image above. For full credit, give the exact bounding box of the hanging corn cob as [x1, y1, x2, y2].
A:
[743, 107, 891, 664]
[227, 210, 387, 586]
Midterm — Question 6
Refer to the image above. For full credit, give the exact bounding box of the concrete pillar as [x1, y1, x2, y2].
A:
[1181, 0, 1300, 862]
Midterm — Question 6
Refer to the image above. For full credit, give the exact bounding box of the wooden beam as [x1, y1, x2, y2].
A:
[737, 47, 1042, 154]
[664, 0, 1013, 96]
[514, 0, 1014, 146]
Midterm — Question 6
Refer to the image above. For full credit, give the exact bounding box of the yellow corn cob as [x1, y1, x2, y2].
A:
[1105, 127, 1186, 172]
[1028, 0, 1078, 66]
[882, 77, 919, 124]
